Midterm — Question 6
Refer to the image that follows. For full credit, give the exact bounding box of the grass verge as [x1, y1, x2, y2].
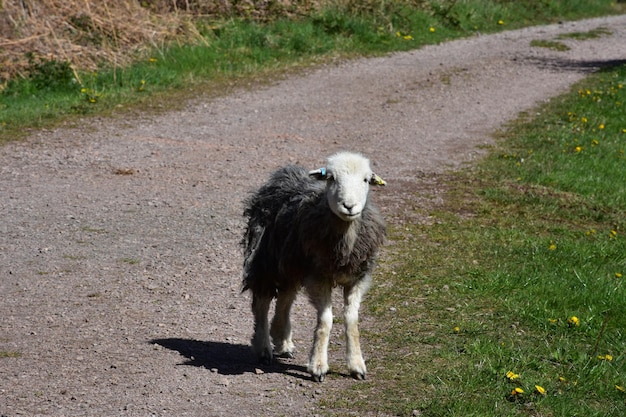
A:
[1, 0, 622, 142]
[321, 61, 626, 416]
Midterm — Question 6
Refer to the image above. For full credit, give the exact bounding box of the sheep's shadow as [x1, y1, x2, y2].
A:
[151, 338, 311, 380]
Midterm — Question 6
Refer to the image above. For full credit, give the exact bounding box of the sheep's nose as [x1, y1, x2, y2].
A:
[343, 202, 356, 212]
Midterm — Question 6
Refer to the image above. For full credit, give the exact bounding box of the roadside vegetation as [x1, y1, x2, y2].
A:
[0, 0, 623, 142]
[323, 58, 626, 417]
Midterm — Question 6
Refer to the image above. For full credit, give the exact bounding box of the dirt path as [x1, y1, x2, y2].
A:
[2, 15, 626, 417]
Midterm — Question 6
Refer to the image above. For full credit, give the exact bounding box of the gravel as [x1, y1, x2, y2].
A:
[1, 15, 626, 417]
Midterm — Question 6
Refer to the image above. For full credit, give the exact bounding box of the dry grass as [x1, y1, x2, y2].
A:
[0, 0, 320, 82]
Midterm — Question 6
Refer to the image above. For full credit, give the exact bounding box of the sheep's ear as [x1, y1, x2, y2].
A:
[369, 173, 387, 186]
[309, 167, 328, 180]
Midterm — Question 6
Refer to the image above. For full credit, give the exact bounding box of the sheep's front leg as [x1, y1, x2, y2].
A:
[307, 285, 333, 382]
[251, 293, 273, 364]
[270, 289, 297, 358]
[343, 275, 372, 380]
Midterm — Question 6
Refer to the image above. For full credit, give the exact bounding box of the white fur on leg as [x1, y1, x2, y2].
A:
[308, 297, 333, 382]
[271, 290, 297, 358]
[251, 294, 273, 364]
[343, 276, 371, 379]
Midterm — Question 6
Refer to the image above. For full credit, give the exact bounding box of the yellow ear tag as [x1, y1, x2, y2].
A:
[372, 174, 387, 186]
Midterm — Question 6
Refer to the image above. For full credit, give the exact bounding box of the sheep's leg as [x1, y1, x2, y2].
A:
[307, 285, 333, 382]
[343, 275, 372, 380]
[270, 289, 297, 358]
[251, 293, 273, 364]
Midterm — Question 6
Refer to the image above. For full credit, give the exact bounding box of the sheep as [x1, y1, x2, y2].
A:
[241, 151, 386, 382]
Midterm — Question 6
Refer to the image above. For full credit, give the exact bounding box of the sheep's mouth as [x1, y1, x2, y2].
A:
[340, 212, 362, 221]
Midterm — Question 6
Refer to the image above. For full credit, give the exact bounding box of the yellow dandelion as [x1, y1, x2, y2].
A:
[149, 57, 158, 63]
[453, 326, 460, 333]
[599, 123, 605, 130]
[598, 354, 613, 361]
[548, 318, 558, 324]
[498, 20, 505, 25]
[535, 385, 546, 395]
[586, 229, 596, 236]
[559, 376, 567, 383]
[617, 385, 625, 392]
[616, 272, 623, 279]
[395, 31, 402, 37]
[403, 35, 413, 40]
[610, 230, 618, 239]
[575, 146, 583, 153]
[429, 27, 436, 33]
[511, 387, 524, 395]
[549, 243, 557, 251]
[506, 371, 520, 381]
[567, 316, 580, 327]
[581, 117, 588, 123]
[591, 139, 599, 146]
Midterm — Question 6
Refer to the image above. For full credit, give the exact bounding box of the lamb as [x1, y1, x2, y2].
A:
[241, 151, 386, 382]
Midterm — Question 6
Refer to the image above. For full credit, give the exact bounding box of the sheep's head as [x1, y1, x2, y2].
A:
[309, 152, 386, 222]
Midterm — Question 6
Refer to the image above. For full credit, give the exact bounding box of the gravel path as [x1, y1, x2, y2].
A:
[2, 15, 626, 417]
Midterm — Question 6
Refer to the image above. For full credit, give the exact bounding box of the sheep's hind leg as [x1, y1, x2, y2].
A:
[343, 276, 371, 380]
[307, 285, 333, 382]
[251, 293, 273, 364]
[270, 289, 297, 358]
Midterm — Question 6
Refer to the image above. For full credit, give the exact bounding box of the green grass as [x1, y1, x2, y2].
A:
[530, 39, 570, 51]
[1, 0, 622, 142]
[321, 64, 626, 416]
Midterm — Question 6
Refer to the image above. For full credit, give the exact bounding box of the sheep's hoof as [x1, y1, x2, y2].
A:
[275, 351, 295, 359]
[351, 371, 366, 381]
[312, 373, 326, 383]
[258, 350, 273, 365]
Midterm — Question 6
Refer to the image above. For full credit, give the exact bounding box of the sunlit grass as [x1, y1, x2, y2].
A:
[322, 64, 626, 417]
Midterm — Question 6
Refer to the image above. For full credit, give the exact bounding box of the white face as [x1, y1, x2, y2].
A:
[324, 153, 374, 222]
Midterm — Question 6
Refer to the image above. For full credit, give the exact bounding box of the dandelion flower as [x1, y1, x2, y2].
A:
[610, 230, 618, 239]
[575, 146, 583, 153]
[149, 57, 158, 63]
[581, 117, 588, 123]
[403, 35, 413, 40]
[567, 316, 580, 327]
[535, 385, 546, 395]
[548, 318, 558, 324]
[616, 273, 623, 279]
[598, 354, 613, 361]
[617, 385, 625, 392]
[429, 27, 436, 33]
[599, 123, 605, 130]
[506, 371, 520, 381]
[498, 20, 505, 25]
[511, 387, 524, 395]
[549, 243, 557, 251]
[453, 326, 460, 333]
[591, 139, 599, 146]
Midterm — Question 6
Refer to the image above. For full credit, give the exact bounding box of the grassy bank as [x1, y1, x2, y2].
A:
[0, 0, 622, 142]
[322, 58, 626, 416]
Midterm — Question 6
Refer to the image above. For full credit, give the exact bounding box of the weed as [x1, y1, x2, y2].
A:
[530, 39, 570, 51]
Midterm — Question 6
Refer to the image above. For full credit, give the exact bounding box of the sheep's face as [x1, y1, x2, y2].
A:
[310, 152, 386, 222]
